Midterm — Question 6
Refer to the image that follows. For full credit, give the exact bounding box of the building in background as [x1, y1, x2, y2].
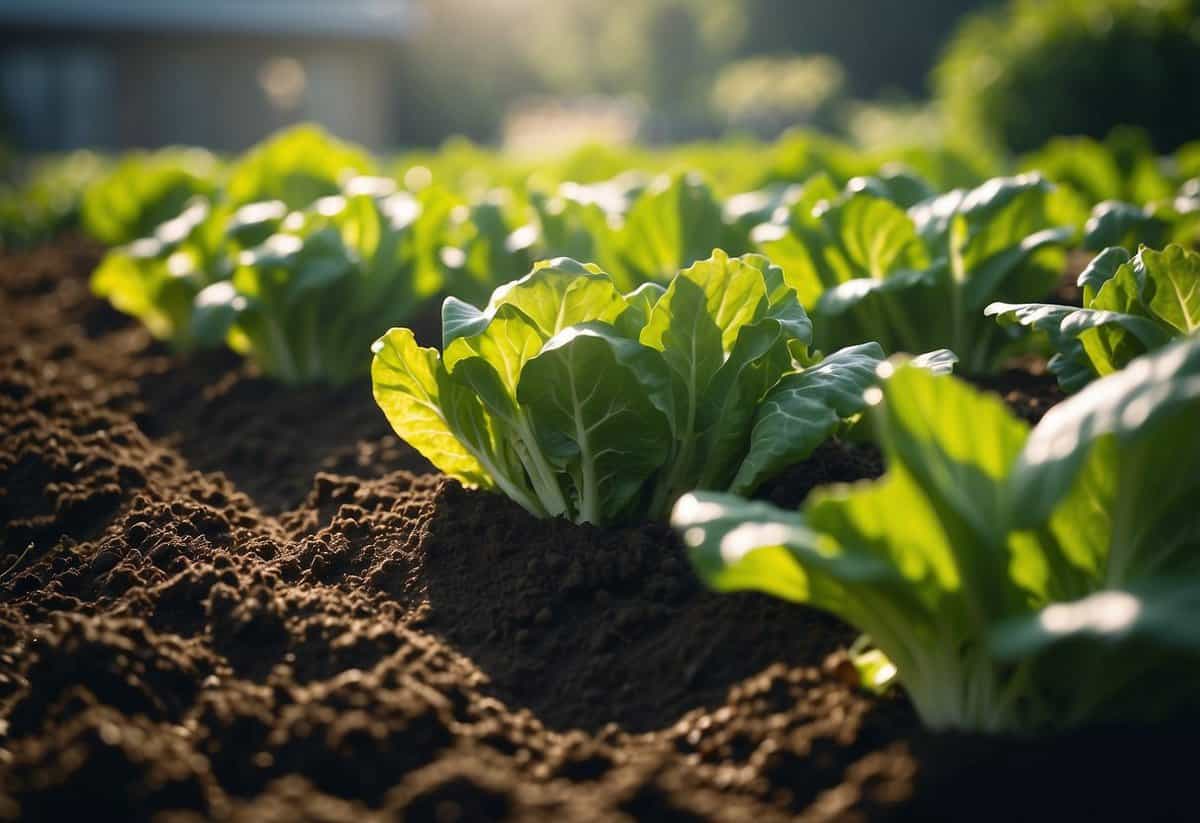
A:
[0, 0, 413, 152]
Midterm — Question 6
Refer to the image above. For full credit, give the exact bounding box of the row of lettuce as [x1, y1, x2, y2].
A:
[62, 125, 1199, 387]
[372, 238, 1198, 517]
[8, 122, 1200, 246]
[59, 125, 1200, 736]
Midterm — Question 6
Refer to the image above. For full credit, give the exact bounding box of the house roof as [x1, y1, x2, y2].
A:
[0, 0, 415, 40]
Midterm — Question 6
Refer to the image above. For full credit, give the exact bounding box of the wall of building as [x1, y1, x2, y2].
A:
[0, 35, 398, 152]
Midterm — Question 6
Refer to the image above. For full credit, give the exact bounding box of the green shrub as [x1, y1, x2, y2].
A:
[710, 54, 845, 138]
[937, 0, 1200, 153]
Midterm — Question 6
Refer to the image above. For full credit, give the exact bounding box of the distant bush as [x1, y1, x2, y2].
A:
[936, 0, 1200, 153]
[710, 54, 844, 138]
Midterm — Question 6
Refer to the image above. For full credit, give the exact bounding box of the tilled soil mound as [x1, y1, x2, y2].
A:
[0, 238, 1192, 822]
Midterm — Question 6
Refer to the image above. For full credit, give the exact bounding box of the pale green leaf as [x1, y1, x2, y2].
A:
[1010, 335, 1200, 529]
[989, 583, 1200, 727]
[1139, 244, 1200, 335]
[370, 327, 492, 488]
[608, 173, 724, 286]
[517, 323, 672, 524]
[729, 342, 885, 495]
[693, 319, 795, 491]
[486, 258, 627, 338]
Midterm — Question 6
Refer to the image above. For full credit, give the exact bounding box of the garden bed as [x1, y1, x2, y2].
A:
[0, 238, 1191, 821]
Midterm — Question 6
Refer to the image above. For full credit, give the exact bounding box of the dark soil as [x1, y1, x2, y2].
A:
[1054, 249, 1090, 307]
[0, 237, 1191, 821]
[967, 366, 1065, 425]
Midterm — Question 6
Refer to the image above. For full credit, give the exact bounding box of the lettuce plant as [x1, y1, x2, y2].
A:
[987, 244, 1199, 392]
[90, 195, 291, 349]
[602, 173, 732, 287]
[755, 173, 1075, 373]
[529, 175, 645, 268]
[372, 251, 951, 525]
[1018, 130, 1175, 209]
[90, 197, 225, 347]
[88, 124, 373, 351]
[437, 192, 537, 305]
[193, 187, 444, 384]
[223, 124, 374, 209]
[533, 174, 738, 290]
[673, 336, 1200, 732]
[81, 148, 220, 246]
[1080, 188, 1200, 252]
[0, 151, 106, 250]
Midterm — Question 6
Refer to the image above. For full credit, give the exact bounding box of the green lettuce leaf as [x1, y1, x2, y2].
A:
[728, 342, 886, 495]
[518, 324, 673, 523]
[602, 173, 727, 288]
[989, 583, 1200, 727]
[370, 328, 494, 489]
[987, 244, 1198, 392]
[674, 337, 1200, 732]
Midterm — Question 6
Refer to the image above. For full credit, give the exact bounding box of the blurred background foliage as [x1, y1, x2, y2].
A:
[394, 0, 984, 144]
[2, 0, 1199, 166]
[388, 0, 1200, 154]
[937, 0, 1200, 154]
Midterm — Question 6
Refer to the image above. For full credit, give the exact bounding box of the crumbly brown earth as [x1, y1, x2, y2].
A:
[0, 238, 1190, 822]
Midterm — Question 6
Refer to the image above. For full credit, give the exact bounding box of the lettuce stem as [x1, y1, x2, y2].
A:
[512, 416, 569, 517]
[266, 315, 299, 383]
